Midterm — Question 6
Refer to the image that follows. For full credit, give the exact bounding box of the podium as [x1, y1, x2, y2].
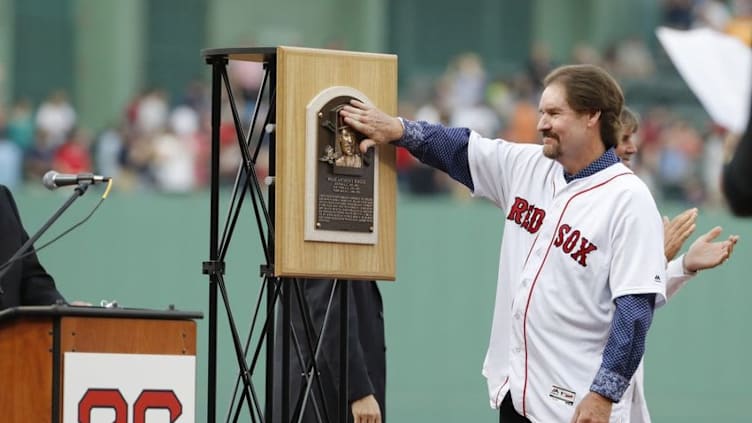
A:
[0, 305, 201, 422]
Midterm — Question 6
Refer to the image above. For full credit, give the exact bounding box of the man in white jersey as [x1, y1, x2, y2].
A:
[616, 107, 739, 422]
[341, 64, 666, 423]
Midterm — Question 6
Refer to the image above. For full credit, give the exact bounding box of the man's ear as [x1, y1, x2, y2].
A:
[587, 110, 601, 127]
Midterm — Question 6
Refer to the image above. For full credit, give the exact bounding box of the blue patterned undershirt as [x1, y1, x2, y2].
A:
[396, 118, 656, 402]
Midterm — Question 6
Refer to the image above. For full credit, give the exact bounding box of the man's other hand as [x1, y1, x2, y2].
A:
[351, 394, 381, 423]
[570, 392, 612, 423]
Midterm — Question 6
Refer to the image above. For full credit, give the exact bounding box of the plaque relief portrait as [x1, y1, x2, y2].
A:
[318, 104, 372, 176]
[334, 126, 363, 169]
[305, 87, 379, 245]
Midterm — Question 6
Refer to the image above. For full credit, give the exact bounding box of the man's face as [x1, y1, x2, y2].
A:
[340, 130, 355, 155]
[536, 83, 593, 162]
[615, 127, 638, 167]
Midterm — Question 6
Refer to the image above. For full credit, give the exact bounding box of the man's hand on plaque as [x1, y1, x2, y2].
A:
[340, 100, 403, 153]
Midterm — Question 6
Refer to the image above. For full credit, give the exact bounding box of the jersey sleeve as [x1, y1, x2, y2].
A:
[608, 182, 667, 306]
[467, 132, 544, 210]
[664, 254, 696, 301]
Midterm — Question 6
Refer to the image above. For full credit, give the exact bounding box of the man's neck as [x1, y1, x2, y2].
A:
[563, 148, 618, 183]
[561, 144, 607, 175]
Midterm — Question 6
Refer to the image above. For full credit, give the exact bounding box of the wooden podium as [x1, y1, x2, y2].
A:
[0, 305, 201, 422]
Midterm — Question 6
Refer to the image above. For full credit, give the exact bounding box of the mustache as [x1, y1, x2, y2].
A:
[541, 131, 558, 140]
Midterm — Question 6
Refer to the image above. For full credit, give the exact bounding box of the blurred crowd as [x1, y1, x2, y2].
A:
[395, 47, 730, 207]
[0, 58, 279, 194]
[0, 85, 210, 193]
[396, 0, 750, 208]
[0, 0, 749, 210]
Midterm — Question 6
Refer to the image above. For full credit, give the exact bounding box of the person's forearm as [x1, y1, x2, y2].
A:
[397, 119, 474, 189]
[347, 336, 375, 402]
[591, 293, 655, 402]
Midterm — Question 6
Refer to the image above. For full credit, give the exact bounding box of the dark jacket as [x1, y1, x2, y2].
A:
[0, 185, 65, 309]
[723, 87, 752, 216]
[274, 279, 386, 423]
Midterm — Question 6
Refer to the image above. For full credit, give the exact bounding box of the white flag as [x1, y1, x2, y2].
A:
[656, 26, 751, 133]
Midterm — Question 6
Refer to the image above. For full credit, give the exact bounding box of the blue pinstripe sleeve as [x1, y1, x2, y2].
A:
[395, 119, 474, 190]
[591, 293, 656, 402]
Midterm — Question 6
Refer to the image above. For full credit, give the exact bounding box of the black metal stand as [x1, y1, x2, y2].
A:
[202, 47, 351, 423]
[0, 182, 91, 294]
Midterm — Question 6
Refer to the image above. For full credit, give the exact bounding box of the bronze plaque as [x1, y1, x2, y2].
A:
[315, 96, 375, 233]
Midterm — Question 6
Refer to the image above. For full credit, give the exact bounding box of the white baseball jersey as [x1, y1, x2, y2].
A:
[467, 132, 667, 423]
[629, 255, 697, 423]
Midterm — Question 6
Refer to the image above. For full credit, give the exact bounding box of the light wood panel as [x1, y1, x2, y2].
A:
[275, 46, 397, 280]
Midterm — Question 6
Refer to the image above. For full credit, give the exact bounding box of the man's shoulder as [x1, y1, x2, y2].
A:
[0, 185, 11, 201]
[468, 132, 546, 164]
[600, 164, 650, 192]
[602, 168, 660, 217]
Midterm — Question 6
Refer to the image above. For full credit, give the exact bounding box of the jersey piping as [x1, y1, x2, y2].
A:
[521, 171, 632, 416]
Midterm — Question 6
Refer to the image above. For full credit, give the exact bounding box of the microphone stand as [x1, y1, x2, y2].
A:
[0, 182, 91, 295]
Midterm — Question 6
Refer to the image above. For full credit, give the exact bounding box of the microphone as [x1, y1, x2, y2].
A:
[42, 171, 111, 190]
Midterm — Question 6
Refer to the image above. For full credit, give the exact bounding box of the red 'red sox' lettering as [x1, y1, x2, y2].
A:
[554, 223, 598, 267]
[507, 197, 546, 234]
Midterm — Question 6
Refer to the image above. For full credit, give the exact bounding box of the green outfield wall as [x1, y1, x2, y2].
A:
[14, 189, 751, 422]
